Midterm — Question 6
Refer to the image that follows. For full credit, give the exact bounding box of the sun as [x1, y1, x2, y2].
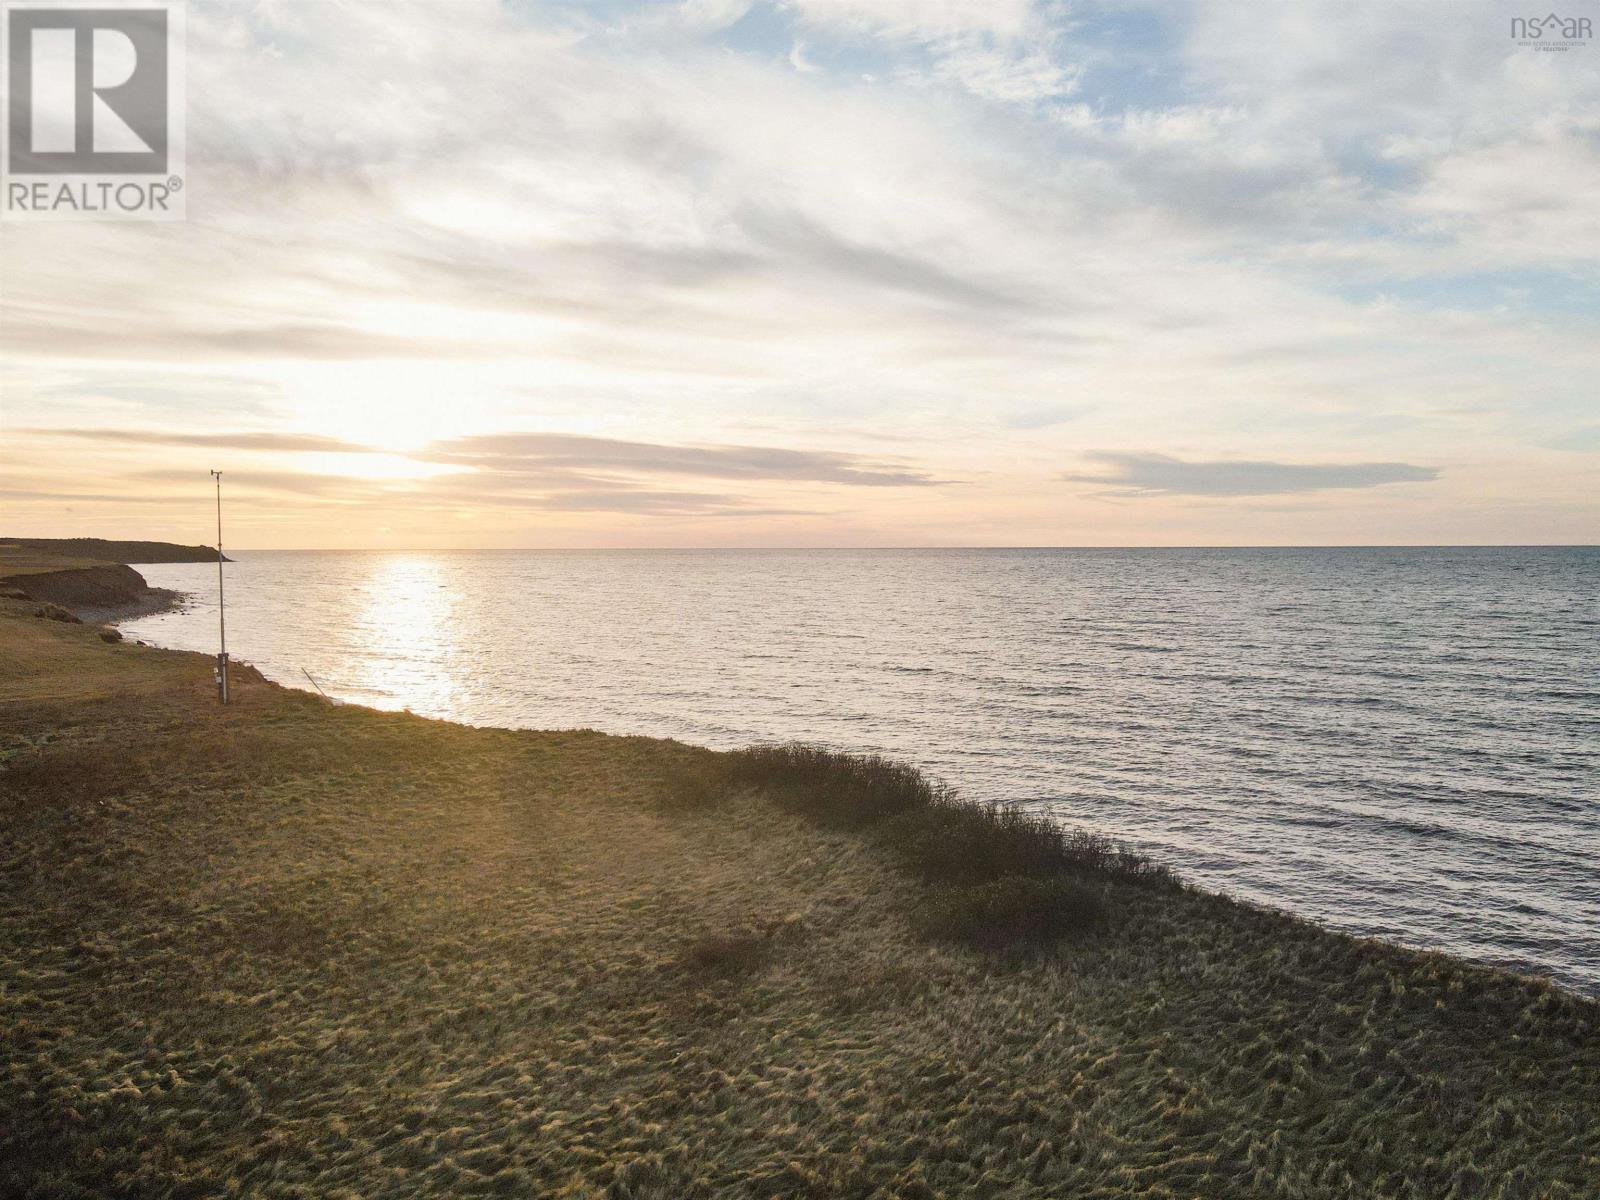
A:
[277, 361, 480, 456]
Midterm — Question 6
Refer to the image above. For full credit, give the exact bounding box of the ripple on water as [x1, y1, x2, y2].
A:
[121, 546, 1600, 995]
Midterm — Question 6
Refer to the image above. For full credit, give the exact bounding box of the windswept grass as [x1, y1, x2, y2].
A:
[915, 876, 1107, 950]
[2, 606, 1596, 1199]
[681, 930, 771, 975]
[717, 742, 1171, 947]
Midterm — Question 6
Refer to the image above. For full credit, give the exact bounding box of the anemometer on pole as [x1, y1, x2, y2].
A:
[211, 469, 229, 705]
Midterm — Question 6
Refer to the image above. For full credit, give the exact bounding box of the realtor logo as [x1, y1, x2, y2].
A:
[1510, 12, 1592, 49]
[2, 0, 184, 219]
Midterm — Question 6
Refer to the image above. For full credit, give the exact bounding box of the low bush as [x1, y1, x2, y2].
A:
[725, 743, 1171, 888]
[723, 743, 944, 827]
[885, 801, 1068, 884]
[709, 743, 1173, 951]
[886, 801, 1172, 888]
[915, 875, 1107, 949]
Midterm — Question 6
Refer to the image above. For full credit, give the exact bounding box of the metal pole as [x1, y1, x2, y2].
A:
[211, 469, 228, 705]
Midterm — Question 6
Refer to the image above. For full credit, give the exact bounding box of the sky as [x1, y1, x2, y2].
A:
[1, 0, 1597, 548]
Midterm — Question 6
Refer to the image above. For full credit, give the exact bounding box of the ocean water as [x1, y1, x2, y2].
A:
[122, 547, 1599, 995]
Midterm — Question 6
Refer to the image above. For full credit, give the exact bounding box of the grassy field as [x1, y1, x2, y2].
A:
[0, 547, 110, 577]
[0, 538, 224, 568]
[2, 601, 1595, 1198]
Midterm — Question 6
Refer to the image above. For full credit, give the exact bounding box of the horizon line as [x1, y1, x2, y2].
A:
[205, 543, 1600, 552]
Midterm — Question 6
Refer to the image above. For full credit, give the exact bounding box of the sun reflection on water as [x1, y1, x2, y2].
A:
[345, 555, 463, 714]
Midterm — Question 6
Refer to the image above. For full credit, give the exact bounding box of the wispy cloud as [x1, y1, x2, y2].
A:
[533, 489, 808, 516]
[31, 427, 941, 487]
[0, 0, 1594, 546]
[7, 427, 938, 526]
[1065, 452, 1439, 497]
[427, 432, 943, 487]
[40, 429, 376, 453]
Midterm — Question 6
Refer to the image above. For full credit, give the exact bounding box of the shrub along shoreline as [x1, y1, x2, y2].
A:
[710, 744, 1174, 950]
[3, 603, 1596, 1198]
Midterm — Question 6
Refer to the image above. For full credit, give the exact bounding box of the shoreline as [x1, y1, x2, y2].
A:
[0, 561, 175, 618]
[0, 539, 220, 626]
[110, 604, 1596, 1002]
[3, 604, 1595, 1194]
[6, 611, 1596, 1011]
[29, 609, 1592, 995]
[77, 585, 188, 626]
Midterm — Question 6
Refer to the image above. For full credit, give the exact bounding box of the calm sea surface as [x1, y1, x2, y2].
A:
[122, 548, 1599, 995]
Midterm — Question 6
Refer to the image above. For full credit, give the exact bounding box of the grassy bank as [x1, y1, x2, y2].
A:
[2, 601, 1595, 1198]
[0, 537, 225, 566]
[0, 539, 211, 618]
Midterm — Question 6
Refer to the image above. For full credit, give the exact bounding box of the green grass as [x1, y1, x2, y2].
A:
[1, 605, 1596, 1198]
[0, 537, 223, 567]
[0, 548, 108, 577]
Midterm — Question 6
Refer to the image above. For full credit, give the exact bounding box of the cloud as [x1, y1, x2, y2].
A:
[120, 465, 805, 517]
[1, 1, 1595, 546]
[785, 0, 1078, 104]
[10, 427, 939, 522]
[0, 487, 195, 506]
[35, 429, 376, 452]
[16, 426, 943, 488]
[785, 0, 1034, 43]
[732, 205, 1040, 312]
[1065, 452, 1439, 497]
[425, 432, 944, 487]
[532, 489, 810, 516]
[131, 468, 381, 497]
[1002, 404, 1085, 430]
[0, 317, 504, 363]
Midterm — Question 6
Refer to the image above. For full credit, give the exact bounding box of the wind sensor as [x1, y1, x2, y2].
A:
[211, 469, 228, 704]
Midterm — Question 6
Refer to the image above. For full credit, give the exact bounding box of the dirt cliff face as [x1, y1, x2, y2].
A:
[6, 564, 151, 609]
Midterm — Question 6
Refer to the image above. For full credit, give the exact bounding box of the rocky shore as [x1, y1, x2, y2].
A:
[0, 538, 207, 622]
